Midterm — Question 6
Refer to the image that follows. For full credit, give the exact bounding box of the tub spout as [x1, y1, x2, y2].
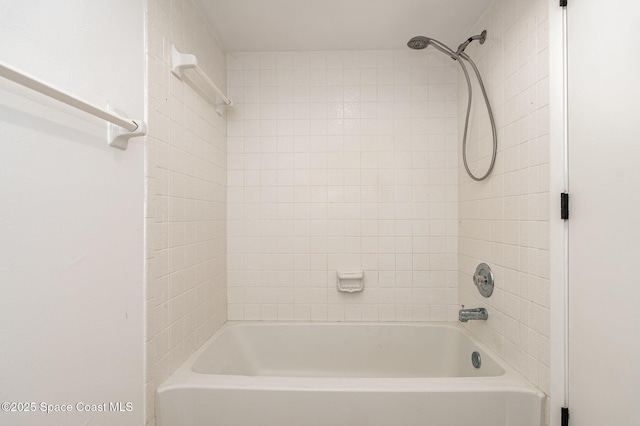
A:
[459, 307, 488, 322]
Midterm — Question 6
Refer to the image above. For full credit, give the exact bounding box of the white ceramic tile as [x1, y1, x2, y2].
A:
[457, 0, 550, 411]
[227, 50, 459, 324]
[145, 0, 228, 423]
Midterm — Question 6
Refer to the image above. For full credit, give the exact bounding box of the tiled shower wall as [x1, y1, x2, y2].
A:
[226, 51, 459, 321]
[144, 0, 227, 423]
[457, 0, 550, 415]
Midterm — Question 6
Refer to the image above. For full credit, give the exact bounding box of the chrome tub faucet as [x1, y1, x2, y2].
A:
[459, 307, 488, 322]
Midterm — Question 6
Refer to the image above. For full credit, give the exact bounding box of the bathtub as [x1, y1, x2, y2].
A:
[156, 322, 543, 426]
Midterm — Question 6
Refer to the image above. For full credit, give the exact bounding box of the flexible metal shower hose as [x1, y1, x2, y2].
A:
[457, 53, 497, 181]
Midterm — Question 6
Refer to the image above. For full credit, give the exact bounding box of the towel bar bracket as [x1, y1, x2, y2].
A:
[107, 105, 147, 150]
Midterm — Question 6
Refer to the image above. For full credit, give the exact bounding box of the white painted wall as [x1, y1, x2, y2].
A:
[0, 1, 145, 425]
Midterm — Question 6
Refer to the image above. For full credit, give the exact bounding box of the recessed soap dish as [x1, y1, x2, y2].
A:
[336, 271, 364, 293]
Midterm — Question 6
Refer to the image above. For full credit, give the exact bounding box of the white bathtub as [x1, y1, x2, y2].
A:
[156, 322, 543, 426]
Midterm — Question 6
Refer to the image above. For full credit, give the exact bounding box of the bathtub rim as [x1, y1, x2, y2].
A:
[156, 321, 544, 398]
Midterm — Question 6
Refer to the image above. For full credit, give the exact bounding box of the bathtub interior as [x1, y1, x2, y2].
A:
[191, 323, 505, 378]
[157, 323, 544, 426]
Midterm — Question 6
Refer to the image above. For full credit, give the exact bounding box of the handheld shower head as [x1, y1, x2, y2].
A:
[407, 36, 457, 59]
[407, 36, 431, 50]
[455, 30, 487, 57]
[405, 29, 497, 181]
